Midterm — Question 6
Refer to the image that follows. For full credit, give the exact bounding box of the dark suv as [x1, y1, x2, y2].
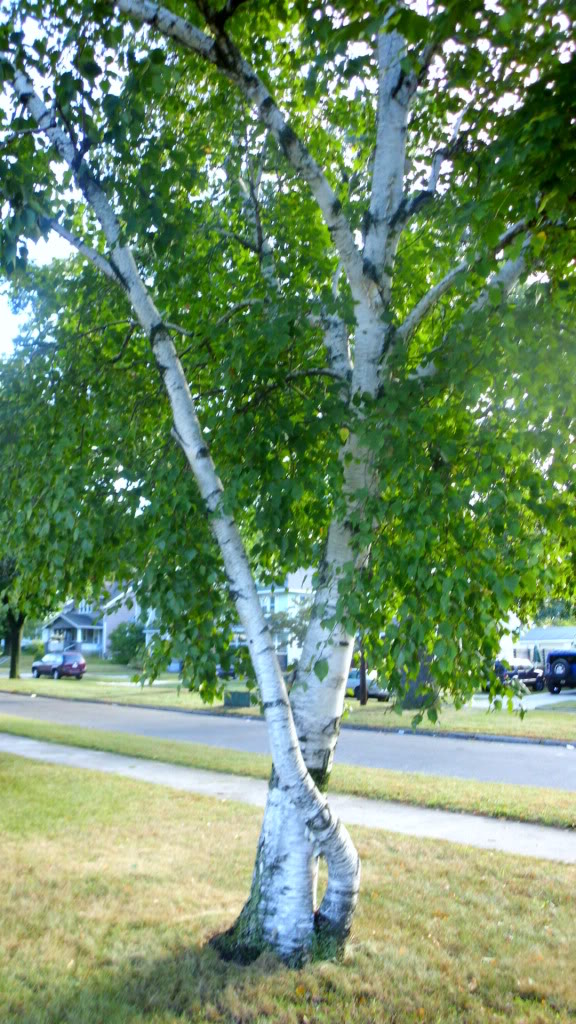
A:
[493, 658, 544, 692]
[544, 651, 576, 694]
[32, 652, 86, 680]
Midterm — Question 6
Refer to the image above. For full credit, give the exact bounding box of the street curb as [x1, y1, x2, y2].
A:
[1, 688, 575, 749]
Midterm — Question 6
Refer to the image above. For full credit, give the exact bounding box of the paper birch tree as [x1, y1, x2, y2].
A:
[1, 0, 574, 961]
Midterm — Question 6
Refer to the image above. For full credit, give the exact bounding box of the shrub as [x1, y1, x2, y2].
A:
[109, 622, 146, 665]
[22, 639, 44, 658]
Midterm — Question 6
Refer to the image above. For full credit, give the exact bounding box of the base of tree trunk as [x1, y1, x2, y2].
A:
[210, 904, 348, 967]
[210, 924, 266, 966]
[208, 882, 267, 963]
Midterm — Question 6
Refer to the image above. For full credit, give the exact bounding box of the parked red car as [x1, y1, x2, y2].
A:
[32, 652, 86, 680]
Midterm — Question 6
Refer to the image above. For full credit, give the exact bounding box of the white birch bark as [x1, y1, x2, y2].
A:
[109, 0, 371, 307]
[237, 25, 424, 918]
[10, 2, 536, 962]
[363, 30, 415, 301]
[10, 68, 360, 961]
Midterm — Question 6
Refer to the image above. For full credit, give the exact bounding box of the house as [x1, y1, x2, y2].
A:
[43, 587, 142, 656]
[497, 612, 522, 662]
[254, 569, 313, 669]
[43, 598, 103, 654]
[512, 625, 576, 664]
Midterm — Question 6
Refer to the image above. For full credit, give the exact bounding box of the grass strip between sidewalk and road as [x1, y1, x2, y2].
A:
[1, 713, 574, 830]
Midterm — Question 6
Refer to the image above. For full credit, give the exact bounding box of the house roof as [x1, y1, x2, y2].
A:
[520, 626, 576, 642]
[46, 612, 103, 630]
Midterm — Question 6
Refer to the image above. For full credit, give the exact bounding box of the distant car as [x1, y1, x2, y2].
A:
[216, 662, 236, 679]
[31, 652, 86, 680]
[490, 658, 544, 692]
[347, 667, 389, 702]
[544, 650, 576, 694]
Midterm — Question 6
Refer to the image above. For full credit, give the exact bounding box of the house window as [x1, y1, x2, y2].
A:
[81, 628, 98, 643]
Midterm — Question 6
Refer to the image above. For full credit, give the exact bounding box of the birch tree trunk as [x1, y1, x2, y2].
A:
[230, 291, 387, 956]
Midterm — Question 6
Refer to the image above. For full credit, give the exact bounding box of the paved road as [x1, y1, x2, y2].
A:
[2, 734, 575, 863]
[1, 691, 576, 791]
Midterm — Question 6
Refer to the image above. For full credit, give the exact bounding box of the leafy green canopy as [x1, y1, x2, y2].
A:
[0, 0, 574, 700]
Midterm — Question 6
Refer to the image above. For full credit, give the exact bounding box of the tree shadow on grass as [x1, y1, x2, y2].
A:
[9, 941, 288, 1024]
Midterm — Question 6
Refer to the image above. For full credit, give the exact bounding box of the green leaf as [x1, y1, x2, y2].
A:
[313, 659, 329, 682]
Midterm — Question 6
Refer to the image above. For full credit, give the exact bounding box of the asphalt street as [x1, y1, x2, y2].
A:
[1, 691, 575, 791]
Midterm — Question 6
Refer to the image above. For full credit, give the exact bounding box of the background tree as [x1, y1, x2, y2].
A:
[0, 341, 152, 678]
[533, 599, 576, 626]
[1, 0, 575, 962]
[0, 557, 26, 678]
[109, 621, 146, 665]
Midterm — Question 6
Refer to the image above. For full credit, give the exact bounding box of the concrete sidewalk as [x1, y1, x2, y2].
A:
[1, 732, 575, 864]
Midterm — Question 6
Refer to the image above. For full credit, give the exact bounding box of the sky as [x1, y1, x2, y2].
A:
[0, 296, 22, 355]
[0, 234, 70, 357]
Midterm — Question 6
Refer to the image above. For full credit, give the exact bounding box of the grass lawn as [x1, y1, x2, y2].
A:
[1, 714, 574, 830]
[0, 653, 230, 709]
[0, 755, 574, 1024]
[345, 700, 576, 743]
[3, 654, 576, 742]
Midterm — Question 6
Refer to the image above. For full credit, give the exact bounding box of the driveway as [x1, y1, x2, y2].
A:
[1, 692, 575, 791]
[472, 688, 576, 711]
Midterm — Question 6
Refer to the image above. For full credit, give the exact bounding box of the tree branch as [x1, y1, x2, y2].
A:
[10, 71, 123, 251]
[469, 242, 529, 315]
[397, 220, 529, 344]
[211, 0, 253, 30]
[110, 0, 369, 306]
[168, 300, 258, 357]
[389, 111, 466, 234]
[406, 238, 531, 382]
[362, 28, 413, 298]
[47, 219, 119, 282]
[210, 226, 259, 254]
[396, 260, 467, 343]
[0, 124, 45, 151]
[104, 324, 136, 365]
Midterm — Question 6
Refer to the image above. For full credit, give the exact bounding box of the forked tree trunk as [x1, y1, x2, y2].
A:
[215, 627, 356, 963]
[10, 64, 361, 963]
[217, 531, 359, 963]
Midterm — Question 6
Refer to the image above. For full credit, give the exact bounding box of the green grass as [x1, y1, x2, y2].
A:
[4, 655, 576, 741]
[546, 699, 576, 712]
[1, 713, 574, 830]
[345, 699, 576, 742]
[1, 672, 217, 708]
[0, 755, 574, 1023]
[0, 653, 242, 710]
